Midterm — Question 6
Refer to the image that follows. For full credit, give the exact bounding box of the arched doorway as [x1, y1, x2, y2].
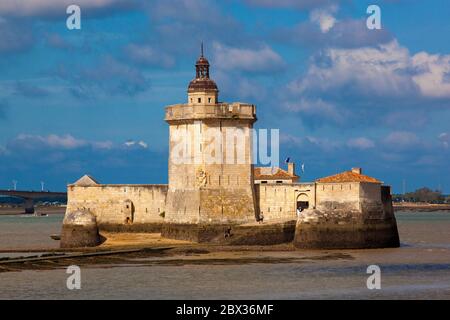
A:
[296, 193, 309, 215]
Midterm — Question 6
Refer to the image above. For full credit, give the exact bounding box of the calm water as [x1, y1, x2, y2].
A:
[0, 211, 449, 299]
[0, 214, 64, 252]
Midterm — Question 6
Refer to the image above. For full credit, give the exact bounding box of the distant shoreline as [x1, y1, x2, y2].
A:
[394, 202, 450, 212]
[0, 207, 66, 216]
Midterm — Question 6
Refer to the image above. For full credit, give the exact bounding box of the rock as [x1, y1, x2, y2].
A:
[60, 210, 101, 248]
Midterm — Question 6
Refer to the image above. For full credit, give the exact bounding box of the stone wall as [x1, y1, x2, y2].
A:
[315, 182, 361, 212]
[294, 182, 400, 249]
[66, 184, 167, 231]
[256, 184, 296, 221]
[359, 182, 384, 219]
[165, 116, 257, 225]
[255, 183, 315, 221]
[314, 182, 385, 219]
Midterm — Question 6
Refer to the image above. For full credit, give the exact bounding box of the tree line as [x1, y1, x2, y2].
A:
[393, 187, 450, 204]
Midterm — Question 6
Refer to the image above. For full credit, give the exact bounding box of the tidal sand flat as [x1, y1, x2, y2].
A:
[0, 211, 449, 299]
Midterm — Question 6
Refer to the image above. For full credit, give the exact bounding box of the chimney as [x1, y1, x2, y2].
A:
[351, 167, 362, 174]
[288, 162, 295, 176]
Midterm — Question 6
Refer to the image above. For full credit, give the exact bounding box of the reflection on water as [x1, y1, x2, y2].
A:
[0, 211, 449, 299]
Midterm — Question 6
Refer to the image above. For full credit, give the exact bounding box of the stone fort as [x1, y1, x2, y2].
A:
[62, 51, 399, 249]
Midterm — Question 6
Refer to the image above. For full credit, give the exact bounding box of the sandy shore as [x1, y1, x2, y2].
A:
[1, 234, 450, 276]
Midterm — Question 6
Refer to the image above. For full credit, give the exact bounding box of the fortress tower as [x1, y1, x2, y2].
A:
[162, 47, 258, 241]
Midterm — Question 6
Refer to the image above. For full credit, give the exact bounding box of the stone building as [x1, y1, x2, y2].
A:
[162, 50, 258, 241]
[294, 168, 400, 249]
[254, 163, 298, 184]
[62, 51, 399, 249]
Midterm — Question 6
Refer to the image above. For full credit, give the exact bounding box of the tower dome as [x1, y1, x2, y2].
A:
[187, 43, 218, 105]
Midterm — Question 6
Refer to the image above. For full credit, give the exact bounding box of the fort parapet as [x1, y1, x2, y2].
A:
[66, 175, 166, 233]
[165, 103, 256, 122]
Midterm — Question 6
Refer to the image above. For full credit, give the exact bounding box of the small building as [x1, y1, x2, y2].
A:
[254, 163, 299, 184]
[294, 167, 399, 249]
[315, 167, 384, 214]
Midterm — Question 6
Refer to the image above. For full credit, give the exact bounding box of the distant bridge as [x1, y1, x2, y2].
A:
[0, 190, 67, 214]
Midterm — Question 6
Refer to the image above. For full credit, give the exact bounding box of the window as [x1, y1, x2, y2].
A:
[261, 181, 268, 184]
[190, 98, 193, 103]
[208, 97, 211, 103]
[276, 181, 283, 184]
[198, 98, 201, 103]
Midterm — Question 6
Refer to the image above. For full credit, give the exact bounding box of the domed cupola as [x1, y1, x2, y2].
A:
[187, 43, 219, 105]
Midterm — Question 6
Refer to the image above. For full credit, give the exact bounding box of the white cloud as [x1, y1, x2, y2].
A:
[214, 71, 268, 101]
[124, 140, 148, 149]
[290, 41, 415, 98]
[44, 134, 87, 149]
[125, 44, 175, 68]
[213, 42, 285, 73]
[283, 98, 344, 124]
[280, 134, 341, 151]
[304, 136, 341, 151]
[138, 141, 148, 148]
[280, 133, 303, 146]
[310, 6, 337, 33]
[289, 40, 450, 99]
[412, 52, 450, 98]
[244, 0, 339, 10]
[439, 132, 449, 148]
[347, 137, 375, 150]
[11, 134, 112, 150]
[0, 0, 135, 17]
[385, 131, 420, 149]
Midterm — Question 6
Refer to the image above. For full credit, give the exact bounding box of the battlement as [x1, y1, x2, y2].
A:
[165, 103, 257, 123]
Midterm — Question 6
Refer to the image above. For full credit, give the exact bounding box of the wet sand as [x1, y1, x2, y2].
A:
[0, 211, 449, 299]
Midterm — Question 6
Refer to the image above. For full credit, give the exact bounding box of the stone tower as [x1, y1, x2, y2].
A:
[162, 47, 258, 241]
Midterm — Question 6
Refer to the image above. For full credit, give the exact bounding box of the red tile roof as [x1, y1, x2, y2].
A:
[254, 167, 298, 180]
[316, 170, 381, 183]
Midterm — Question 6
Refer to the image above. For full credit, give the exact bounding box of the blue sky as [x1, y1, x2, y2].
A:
[0, 0, 449, 193]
